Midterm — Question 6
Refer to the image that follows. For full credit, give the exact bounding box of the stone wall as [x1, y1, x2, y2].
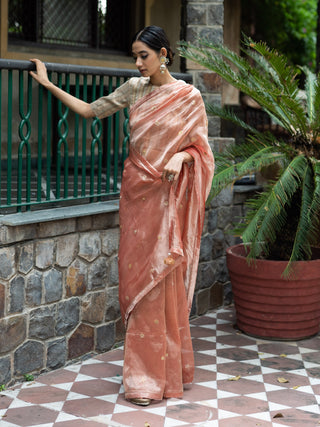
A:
[0, 207, 123, 386]
[0, 185, 240, 386]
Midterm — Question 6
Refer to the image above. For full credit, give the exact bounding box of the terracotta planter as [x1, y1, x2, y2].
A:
[226, 243, 320, 340]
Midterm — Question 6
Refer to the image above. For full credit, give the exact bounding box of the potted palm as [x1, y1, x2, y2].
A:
[179, 36, 320, 340]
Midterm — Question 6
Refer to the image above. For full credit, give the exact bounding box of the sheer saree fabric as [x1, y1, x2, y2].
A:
[118, 80, 214, 400]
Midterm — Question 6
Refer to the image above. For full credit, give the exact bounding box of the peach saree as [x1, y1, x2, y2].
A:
[118, 80, 214, 400]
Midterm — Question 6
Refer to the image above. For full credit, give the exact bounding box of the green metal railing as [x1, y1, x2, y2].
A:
[0, 59, 191, 213]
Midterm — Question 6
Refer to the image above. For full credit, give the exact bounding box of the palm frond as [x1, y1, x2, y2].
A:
[205, 103, 263, 136]
[283, 162, 314, 277]
[310, 74, 320, 135]
[240, 156, 308, 259]
[309, 160, 320, 220]
[300, 66, 316, 125]
[179, 38, 307, 136]
[208, 144, 288, 202]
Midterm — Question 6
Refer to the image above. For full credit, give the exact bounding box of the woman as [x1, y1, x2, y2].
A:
[30, 26, 214, 406]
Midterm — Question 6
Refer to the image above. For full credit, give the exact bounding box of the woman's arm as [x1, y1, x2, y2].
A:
[29, 59, 95, 119]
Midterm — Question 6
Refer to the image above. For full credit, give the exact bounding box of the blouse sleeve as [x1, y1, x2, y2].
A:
[90, 79, 131, 119]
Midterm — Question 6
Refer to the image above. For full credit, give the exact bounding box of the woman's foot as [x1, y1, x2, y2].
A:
[129, 398, 152, 406]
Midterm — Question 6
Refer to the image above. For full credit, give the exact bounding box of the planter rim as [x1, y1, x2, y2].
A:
[227, 243, 320, 265]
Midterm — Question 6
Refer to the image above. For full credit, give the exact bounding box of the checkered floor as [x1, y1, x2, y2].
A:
[1, 306, 320, 427]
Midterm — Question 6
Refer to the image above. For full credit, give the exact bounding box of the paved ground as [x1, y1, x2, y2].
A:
[1, 306, 320, 426]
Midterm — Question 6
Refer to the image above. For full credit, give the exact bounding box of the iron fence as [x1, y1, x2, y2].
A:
[0, 59, 191, 213]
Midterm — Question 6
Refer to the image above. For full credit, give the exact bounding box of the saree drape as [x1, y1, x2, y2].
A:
[118, 80, 214, 400]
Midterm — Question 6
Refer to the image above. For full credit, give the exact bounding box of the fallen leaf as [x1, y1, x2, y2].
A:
[145, 423, 151, 427]
[280, 354, 287, 358]
[273, 413, 284, 418]
[277, 377, 289, 383]
[228, 375, 241, 381]
[292, 385, 300, 389]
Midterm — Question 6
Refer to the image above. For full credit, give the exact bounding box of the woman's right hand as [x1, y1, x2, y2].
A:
[29, 59, 51, 88]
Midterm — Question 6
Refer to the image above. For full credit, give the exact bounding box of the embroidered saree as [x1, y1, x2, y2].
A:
[118, 80, 214, 400]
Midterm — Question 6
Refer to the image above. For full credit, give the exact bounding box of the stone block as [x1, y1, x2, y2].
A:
[208, 209, 217, 233]
[87, 257, 108, 290]
[197, 72, 222, 93]
[56, 234, 78, 267]
[14, 340, 45, 376]
[212, 229, 226, 259]
[26, 271, 42, 307]
[29, 306, 55, 340]
[187, 4, 207, 25]
[0, 283, 4, 318]
[44, 268, 63, 303]
[213, 256, 229, 284]
[66, 259, 87, 297]
[9, 275, 25, 313]
[35, 239, 55, 269]
[105, 286, 120, 321]
[0, 247, 15, 280]
[210, 187, 233, 208]
[115, 317, 125, 342]
[208, 3, 224, 25]
[101, 229, 120, 256]
[199, 26, 223, 45]
[0, 224, 37, 245]
[38, 218, 76, 238]
[79, 232, 101, 262]
[197, 288, 211, 315]
[0, 316, 26, 354]
[18, 242, 34, 274]
[56, 298, 80, 336]
[208, 116, 221, 138]
[210, 282, 224, 308]
[196, 261, 216, 291]
[96, 323, 115, 352]
[108, 256, 119, 286]
[0, 356, 11, 385]
[217, 206, 233, 229]
[82, 291, 106, 324]
[47, 338, 67, 370]
[76, 216, 92, 232]
[91, 212, 119, 230]
[68, 323, 94, 359]
[199, 234, 214, 262]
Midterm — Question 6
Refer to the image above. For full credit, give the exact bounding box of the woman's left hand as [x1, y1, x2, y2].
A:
[162, 152, 193, 183]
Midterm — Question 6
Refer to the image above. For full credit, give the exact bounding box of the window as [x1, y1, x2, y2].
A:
[8, 0, 135, 53]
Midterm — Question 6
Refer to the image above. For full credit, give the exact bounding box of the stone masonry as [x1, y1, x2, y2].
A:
[0, 184, 242, 386]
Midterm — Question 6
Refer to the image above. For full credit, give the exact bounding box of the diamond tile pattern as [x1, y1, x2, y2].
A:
[1, 306, 320, 426]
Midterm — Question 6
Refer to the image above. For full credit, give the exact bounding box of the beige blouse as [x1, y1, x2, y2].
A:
[90, 76, 157, 119]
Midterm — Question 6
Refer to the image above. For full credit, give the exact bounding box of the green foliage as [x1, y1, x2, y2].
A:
[24, 374, 34, 382]
[179, 36, 320, 275]
[0, 384, 5, 391]
[241, 0, 317, 68]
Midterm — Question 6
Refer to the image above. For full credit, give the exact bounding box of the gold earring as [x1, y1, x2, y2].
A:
[160, 56, 169, 73]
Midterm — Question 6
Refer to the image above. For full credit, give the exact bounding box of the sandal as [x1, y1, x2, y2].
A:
[129, 398, 152, 406]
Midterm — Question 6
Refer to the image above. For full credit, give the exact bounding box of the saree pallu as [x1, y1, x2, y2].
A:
[118, 80, 214, 400]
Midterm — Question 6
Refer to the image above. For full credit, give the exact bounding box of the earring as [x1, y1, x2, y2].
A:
[160, 56, 169, 73]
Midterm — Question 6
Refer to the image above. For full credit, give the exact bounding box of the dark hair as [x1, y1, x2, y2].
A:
[133, 25, 175, 66]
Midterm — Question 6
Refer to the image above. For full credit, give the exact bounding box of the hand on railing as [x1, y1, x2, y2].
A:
[29, 58, 95, 119]
[29, 59, 51, 88]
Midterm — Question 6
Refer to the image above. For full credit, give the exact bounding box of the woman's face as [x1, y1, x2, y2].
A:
[132, 41, 161, 78]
